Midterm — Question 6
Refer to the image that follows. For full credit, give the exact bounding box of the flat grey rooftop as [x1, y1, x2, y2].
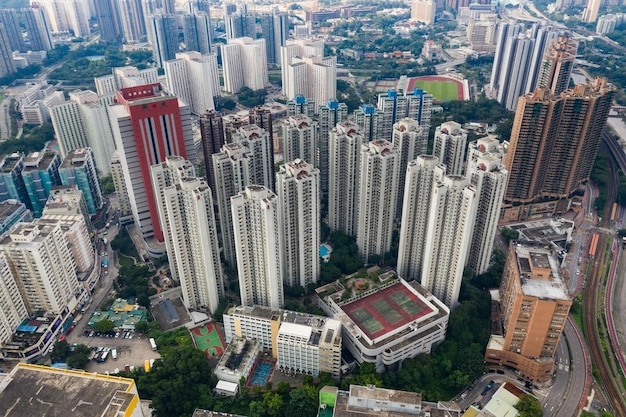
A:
[0, 365, 135, 417]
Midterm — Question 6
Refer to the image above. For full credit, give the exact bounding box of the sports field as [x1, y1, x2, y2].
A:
[190, 322, 225, 357]
[341, 282, 434, 339]
[407, 76, 466, 101]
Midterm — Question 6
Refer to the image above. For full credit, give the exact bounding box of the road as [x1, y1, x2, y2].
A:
[66, 216, 122, 345]
[0, 95, 10, 140]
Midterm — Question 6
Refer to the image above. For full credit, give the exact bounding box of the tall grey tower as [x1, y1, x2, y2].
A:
[148, 14, 179, 67]
[277, 159, 320, 288]
[151, 157, 225, 313]
[232, 186, 285, 309]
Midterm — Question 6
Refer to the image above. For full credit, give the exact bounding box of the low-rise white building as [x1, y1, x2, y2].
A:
[318, 277, 449, 373]
[223, 305, 342, 377]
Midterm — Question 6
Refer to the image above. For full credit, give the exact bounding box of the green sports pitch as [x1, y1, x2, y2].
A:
[412, 80, 460, 101]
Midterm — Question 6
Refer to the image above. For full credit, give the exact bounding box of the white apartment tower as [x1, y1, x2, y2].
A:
[279, 115, 319, 167]
[164, 51, 219, 114]
[356, 140, 399, 263]
[466, 137, 508, 275]
[582, 0, 601, 22]
[95, 66, 159, 96]
[151, 157, 224, 313]
[212, 143, 254, 266]
[50, 90, 116, 175]
[318, 100, 349, 195]
[411, 0, 436, 25]
[328, 121, 363, 237]
[433, 121, 467, 176]
[231, 185, 284, 309]
[0, 253, 27, 347]
[421, 175, 477, 308]
[110, 151, 132, 219]
[392, 118, 428, 219]
[281, 39, 337, 108]
[0, 222, 81, 314]
[221, 37, 269, 94]
[276, 159, 320, 288]
[376, 89, 433, 143]
[397, 156, 445, 283]
[231, 124, 275, 190]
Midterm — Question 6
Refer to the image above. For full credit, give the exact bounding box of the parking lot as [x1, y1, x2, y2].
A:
[73, 331, 161, 374]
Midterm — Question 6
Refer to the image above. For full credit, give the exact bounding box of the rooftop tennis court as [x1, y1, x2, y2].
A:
[341, 282, 434, 339]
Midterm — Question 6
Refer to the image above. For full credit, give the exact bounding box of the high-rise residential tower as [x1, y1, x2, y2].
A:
[356, 140, 399, 263]
[259, 12, 288, 65]
[353, 105, 384, 142]
[183, 12, 212, 54]
[318, 100, 348, 195]
[466, 137, 507, 275]
[21, 151, 61, 218]
[376, 89, 433, 142]
[117, 0, 146, 43]
[0, 10, 26, 52]
[287, 96, 316, 118]
[94, 0, 122, 42]
[164, 51, 218, 114]
[392, 118, 428, 219]
[151, 157, 224, 313]
[147, 14, 179, 67]
[279, 115, 318, 166]
[281, 39, 337, 108]
[59, 148, 103, 215]
[276, 159, 320, 288]
[433, 121, 467, 176]
[0, 24, 16, 79]
[328, 121, 363, 236]
[397, 156, 445, 283]
[421, 175, 477, 308]
[20, 6, 53, 51]
[0, 253, 27, 347]
[0, 221, 81, 314]
[231, 185, 284, 309]
[199, 110, 225, 198]
[212, 143, 254, 266]
[221, 38, 269, 94]
[582, 0, 601, 22]
[108, 84, 196, 245]
[537, 36, 578, 96]
[504, 78, 615, 203]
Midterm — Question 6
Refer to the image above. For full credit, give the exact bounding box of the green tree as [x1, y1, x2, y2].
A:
[288, 385, 319, 417]
[100, 174, 115, 194]
[501, 227, 519, 242]
[50, 340, 69, 363]
[95, 319, 115, 333]
[136, 345, 214, 417]
[263, 392, 284, 417]
[67, 344, 91, 369]
[134, 320, 149, 333]
[515, 394, 543, 417]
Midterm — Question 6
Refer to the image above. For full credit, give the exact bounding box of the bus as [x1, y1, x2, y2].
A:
[149, 338, 157, 351]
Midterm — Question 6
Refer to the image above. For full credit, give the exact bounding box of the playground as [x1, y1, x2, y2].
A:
[247, 358, 275, 387]
[190, 322, 225, 357]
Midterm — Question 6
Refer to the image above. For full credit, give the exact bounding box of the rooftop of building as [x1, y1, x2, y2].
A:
[225, 305, 342, 347]
[215, 336, 259, 375]
[0, 200, 26, 222]
[349, 384, 422, 405]
[44, 186, 86, 216]
[2, 221, 57, 246]
[23, 151, 57, 171]
[338, 279, 436, 340]
[513, 242, 570, 301]
[193, 410, 248, 417]
[0, 364, 137, 417]
[60, 148, 92, 168]
[0, 153, 23, 172]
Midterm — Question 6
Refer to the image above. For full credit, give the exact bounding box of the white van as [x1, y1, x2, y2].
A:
[112, 349, 118, 360]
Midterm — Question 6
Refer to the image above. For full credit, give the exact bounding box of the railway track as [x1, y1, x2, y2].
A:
[583, 142, 626, 417]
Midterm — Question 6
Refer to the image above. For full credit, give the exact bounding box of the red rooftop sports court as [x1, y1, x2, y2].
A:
[340, 282, 434, 339]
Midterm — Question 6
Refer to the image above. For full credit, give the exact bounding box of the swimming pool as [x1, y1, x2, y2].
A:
[320, 245, 329, 257]
[249, 361, 274, 386]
